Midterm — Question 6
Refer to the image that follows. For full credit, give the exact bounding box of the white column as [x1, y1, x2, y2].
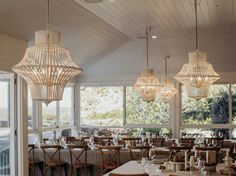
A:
[74, 83, 80, 130]
[17, 76, 28, 176]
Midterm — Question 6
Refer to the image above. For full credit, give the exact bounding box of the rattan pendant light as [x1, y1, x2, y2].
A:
[12, 0, 82, 105]
[175, 0, 220, 100]
[159, 56, 178, 102]
[133, 26, 160, 102]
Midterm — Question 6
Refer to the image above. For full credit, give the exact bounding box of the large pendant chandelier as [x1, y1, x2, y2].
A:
[175, 0, 220, 100]
[12, 0, 82, 105]
[159, 56, 178, 102]
[133, 26, 160, 102]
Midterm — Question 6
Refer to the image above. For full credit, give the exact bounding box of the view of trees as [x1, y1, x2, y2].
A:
[126, 87, 169, 125]
[80, 86, 169, 127]
[182, 84, 229, 125]
[80, 87, 123, 126]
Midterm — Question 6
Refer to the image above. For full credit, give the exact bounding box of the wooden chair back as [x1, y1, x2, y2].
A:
[128, 146, 150, 160]
[66, 136, 76, 144]
[41, 144, 62, 165]
[43, 138, 49, 143]
[28, 144, 35, 176]
[98, 146, 121, 175]
[168, 146, 192, 162]
[68, 144, 89, 176]
[195, 146, 219, 164]
[122, 137, 142, 147]
[149, 138, 164, 147]
[179, 138, 195, 147]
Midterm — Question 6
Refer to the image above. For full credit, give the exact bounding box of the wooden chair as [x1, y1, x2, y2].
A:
[179, 138, 195, 147]
[98, 146, 121, 175]
[81, 137, 90, 145]
[195, 146, 220, 164]
[43, 138, 49, 143]
[168, 146, 192, 162]
[68, 144, 92, 176]
[109, 173, 149, 176]
[66, 137, 76, 144]
[41, 144, 67, 176]
[128, 146, 151, 160]
[28, 144, 43, 176]
[95, 137, 113, 146]
[204, 137, 224, 146]
[149, 138, 164, 147]
[122, 137, 142, 147]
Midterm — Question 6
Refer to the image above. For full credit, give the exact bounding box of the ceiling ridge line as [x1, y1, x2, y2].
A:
[72, 0, 132, 41]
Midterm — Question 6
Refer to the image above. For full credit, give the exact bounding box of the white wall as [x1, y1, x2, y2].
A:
[0, 33, 27, 72]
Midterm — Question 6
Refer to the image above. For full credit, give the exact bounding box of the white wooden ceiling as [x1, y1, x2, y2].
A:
[76, 0, 236, 39]
[0, 0, 236, 82]
[0, 0, 130, 69]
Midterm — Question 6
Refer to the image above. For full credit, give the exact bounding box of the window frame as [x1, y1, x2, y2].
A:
[28, 84, 76, 140]
[180, 83, 236, 138]
[79, 86, 172, 129]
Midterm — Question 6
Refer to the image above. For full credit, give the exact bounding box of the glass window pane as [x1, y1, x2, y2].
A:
[59, 87, 73, 126]
[182, 84, 229, 125]
[0, 80, 10, 175]
[28, 88, 33, 129]
[80, 87, 123, 126]
[42, 131, 56, 140]
[42, 102, 57, 128]
[126, 87, 169, 125]
[0, 81, 9, 128]
[231, 84, 236, 124]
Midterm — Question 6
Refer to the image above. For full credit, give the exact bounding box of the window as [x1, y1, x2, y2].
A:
[80, 87, 124, 127]
[182, 84, 229, 125]
[42, 101, 57, 128]
[59, 87, 73, 126]
[0, 80, 9, 128]
[28, 88, 33, 129]
[42, 86, 74, 128]
[126, 87, 169, 125]
[80, 86, 171, 129]
[231, 84, 236, 124]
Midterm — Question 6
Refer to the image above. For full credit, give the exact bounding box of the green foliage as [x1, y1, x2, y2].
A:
[126, 87, 169, 125]
[182, 85, 229, 125]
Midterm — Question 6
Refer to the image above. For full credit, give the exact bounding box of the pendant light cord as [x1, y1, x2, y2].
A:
[165, 56, 170, 85]
[146, 27, 149, 68]
[47, 0, 50, 32]
[194, 0, 198, 50]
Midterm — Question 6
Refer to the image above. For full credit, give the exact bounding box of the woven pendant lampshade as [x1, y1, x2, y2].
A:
[12, 31, 82, 105]
[159, 56, 177, 102]
[175, 51, 219, 87]
[133, 26, 160, 102]
[12, 0, 82, 105]
[134, 68, 160, 102]
[175, 0, 219, 100]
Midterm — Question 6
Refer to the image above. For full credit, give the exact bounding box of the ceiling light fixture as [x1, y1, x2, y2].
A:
[175, 0, 219, 100]
[159, 56, 178, 102]
[12, 0, 82, 105]
[151, 35, 157, 39]
[133, 26, 160, 102]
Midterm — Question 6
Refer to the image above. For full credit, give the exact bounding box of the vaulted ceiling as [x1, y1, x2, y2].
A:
[0, 0, 236, 83]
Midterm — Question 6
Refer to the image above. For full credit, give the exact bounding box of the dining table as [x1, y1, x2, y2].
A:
[104, 160, 228, 176]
